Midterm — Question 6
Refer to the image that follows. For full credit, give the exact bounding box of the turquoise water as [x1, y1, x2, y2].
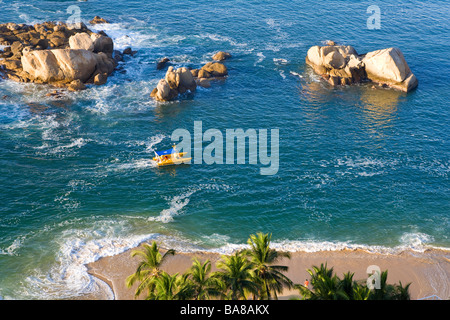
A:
[0, 0, 449, 299]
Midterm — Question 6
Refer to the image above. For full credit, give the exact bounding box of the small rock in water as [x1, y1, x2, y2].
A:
[212, 51, 231, 61]
[123, 47, 132, 55]
[94, 73, 108, 85]
[68, 79, 86, 91]
[156, 57, 170, 70]
[89, 16, 109, 25]
[46, 90, 60, 97]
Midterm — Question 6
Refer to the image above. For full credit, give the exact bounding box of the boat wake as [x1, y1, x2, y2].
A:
[108, 134, 165, 171]
[148, 189, 197, 223]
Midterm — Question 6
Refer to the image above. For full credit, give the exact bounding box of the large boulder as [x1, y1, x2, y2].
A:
[156, 79, 171, 101]
[176, 67, 197, 93]
[306, 45, 357, 68]
[362, 47, 418, 92]
[90, 33, 114, 55]
[94, 52, 116, 75]
[68, 32, 94, 51]
[21, 49, 98, 83]
[323, 50, 346, 69]
[201, 62, 228, 77]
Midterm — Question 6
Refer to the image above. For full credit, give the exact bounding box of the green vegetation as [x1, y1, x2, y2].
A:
[125, 241, 175, 298]
[126, 232, 411, 300]
[295, 263, 411, 300]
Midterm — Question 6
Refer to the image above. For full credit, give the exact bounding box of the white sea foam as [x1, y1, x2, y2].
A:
[51, 138, 89, 153]
[186, 233, 448, 256]
[89, 22, 155, 50]
[20, 218, 161, 300]
[0, 237, 24, 256]
[273, 58, 288, 65]
[278, 70, 286, 79]
[290, 71, 303, 78]
[254, 52, 266, 66]
[196, 33, 248, 48]
[399, 232, 435, 252]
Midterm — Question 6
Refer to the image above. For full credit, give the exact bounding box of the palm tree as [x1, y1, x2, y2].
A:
[339, 272, 373, 300]
[213, 251, 259, 300]
[297, 264, 411, 300]
[352, 283, 371, 300]
[184, 258, 224, 300]
[370, 270, 394, 300]
[393, 281, 411, 300]
[370, 270, 411, 300]
[339, 271, 356, 299]
[125, 241, 175, 299]
[296, 263, 348, 300]
[147, 271, 193, 300]
[243, 232, 293, 300]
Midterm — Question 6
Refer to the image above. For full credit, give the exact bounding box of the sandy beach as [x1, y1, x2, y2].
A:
[86, 243, 450, 300]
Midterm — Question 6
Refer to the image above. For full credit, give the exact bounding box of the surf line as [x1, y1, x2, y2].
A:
[170, 121, 279, 175]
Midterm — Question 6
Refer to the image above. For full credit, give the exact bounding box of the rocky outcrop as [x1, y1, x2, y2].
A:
[151, 53, 231, 101]
[305, 42, 418, 92]
[151, 66, 197, 101]
[0, 21, 117, 90]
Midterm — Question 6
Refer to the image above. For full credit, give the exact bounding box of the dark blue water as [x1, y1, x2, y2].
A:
[0, 0, 449, 299]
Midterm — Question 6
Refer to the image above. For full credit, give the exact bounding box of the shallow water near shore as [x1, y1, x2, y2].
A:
[0, 0, 449, 299]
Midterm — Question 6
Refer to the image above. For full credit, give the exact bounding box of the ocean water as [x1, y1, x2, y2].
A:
[0, 0, 449, 299]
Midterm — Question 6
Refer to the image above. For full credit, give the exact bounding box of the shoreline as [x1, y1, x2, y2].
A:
[86, 243, 450, 300]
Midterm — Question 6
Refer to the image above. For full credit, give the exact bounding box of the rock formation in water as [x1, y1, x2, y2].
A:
[305, 43, 418, 92]
[0, 20, 120, 91]
[150, 66, 197, 101]
[151, 52, 230, 101]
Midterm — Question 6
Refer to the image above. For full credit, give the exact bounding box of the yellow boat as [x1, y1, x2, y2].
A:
[153, 147, 191, 167]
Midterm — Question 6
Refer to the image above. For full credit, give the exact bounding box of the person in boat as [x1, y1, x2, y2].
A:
[171, 145, 180, 159]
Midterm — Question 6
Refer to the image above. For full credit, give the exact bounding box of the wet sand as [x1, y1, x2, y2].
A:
[86, 244, 450, 300]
